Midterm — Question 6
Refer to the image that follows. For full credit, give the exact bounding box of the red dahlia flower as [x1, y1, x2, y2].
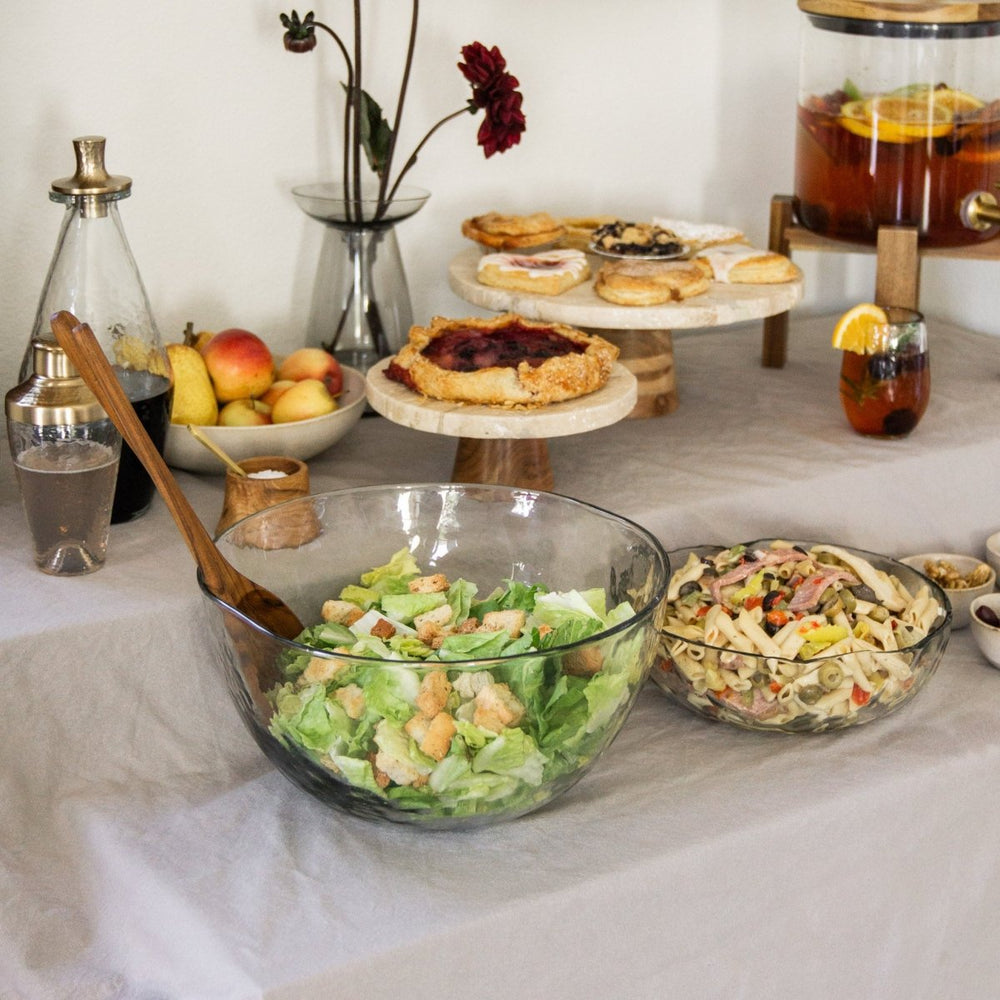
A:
[279, 7, 525, 220]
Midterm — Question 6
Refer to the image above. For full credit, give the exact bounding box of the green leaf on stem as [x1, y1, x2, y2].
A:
[344, 84, 394, 177]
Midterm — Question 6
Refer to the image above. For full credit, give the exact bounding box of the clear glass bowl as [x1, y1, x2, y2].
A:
[652, 539, 952, 734]
[200, 484, 669, 828]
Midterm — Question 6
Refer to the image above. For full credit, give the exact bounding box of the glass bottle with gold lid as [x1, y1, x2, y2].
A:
[20, 136, 172, 523]
[793, 0, 1000, 247]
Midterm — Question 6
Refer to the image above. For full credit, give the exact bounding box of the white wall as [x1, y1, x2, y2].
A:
[2, 0, 997, 391]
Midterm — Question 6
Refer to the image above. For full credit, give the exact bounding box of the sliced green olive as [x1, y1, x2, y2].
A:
[840, 588, 857, 613]
[798, 684, 824, 705]
[818, 663, 844, 690]
[868, 606, 890, 623]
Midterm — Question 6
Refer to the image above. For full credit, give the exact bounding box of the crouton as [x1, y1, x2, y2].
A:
[369, 617, 397, 640]
[456, 617, 480, 634]
[479, 609, 526, 638]
[321, 599, 364, 626]
[334, 683, 365, 719]
[473, 681, 525, 733]
[414, 603, 453, 644]
[299, 654, 346, 686]
[564, 645, 604, 676]
[419, 711, 457, 761]
[416, 669, 452, 717]
[404, 713, 431, 744]
[408, 573, 449, 594]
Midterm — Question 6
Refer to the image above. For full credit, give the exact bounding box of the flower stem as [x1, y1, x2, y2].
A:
[383, 107, 470, 208]
[351, 0, 363, 220]
[312, 20, 355, 218]
[377, 0, 419, 215]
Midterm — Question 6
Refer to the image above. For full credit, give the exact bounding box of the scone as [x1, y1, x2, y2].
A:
[461, 212, 566, 251]
[694, 245, 800, 284]
[590, 220, 684, 257]
[560, 215, 618, 250]
[384, 312, 619, 408]
[476, 249, 590, 296]
[651, 217, 746, 252]
[594, 260, 711, 306]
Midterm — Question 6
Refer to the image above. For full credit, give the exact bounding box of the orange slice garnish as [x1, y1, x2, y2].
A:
[832, 303, 889, 355]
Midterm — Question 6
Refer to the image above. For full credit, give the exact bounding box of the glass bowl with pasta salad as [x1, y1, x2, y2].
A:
[653, 539, 952, 733]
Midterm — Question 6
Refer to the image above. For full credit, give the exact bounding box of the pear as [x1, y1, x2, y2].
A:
[167, 342, 219, 426]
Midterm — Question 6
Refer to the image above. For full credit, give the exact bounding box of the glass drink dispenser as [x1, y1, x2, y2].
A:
[793, 0, 1000, 247]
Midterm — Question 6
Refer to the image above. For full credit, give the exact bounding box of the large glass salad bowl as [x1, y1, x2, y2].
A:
[201, 484, 669, 828]
[653, 539, 951, 733]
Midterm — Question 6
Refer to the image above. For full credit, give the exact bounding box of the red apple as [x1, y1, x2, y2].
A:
[217, 398, 272, 426]
[277, 347, 343, 396]
[202, 329, 275, 403]
[270, 379, 337, 423]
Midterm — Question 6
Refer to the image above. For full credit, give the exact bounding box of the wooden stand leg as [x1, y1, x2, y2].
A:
[451, 437, 555, 491]
[875, 226, 920, 309]
[762, 194, 794, 369]
[596, 328, 677, 418]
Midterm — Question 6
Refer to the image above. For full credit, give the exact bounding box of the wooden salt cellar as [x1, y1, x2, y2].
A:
[216, 456, 318, 549]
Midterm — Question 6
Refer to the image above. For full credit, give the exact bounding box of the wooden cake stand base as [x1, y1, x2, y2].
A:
[448, 247, 803, 419]
[365, 359, 637, 491]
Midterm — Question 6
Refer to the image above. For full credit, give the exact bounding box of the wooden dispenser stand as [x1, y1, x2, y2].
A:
[760, 193, 1000, 367]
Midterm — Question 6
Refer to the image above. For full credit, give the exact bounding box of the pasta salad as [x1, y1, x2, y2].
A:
[654, 539, 950, 732]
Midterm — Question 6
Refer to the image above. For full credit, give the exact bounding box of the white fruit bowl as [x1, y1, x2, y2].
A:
[164, 365, 366, 474]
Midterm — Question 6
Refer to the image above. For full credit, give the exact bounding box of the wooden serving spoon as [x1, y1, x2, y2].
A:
[50, 310, 305, 640]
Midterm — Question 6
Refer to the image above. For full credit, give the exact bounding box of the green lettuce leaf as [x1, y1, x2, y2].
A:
[380, 591, 447, 624]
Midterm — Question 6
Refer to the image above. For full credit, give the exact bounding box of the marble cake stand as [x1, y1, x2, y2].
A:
[448, 246, 804, 418]
[366, 358, 637, 490]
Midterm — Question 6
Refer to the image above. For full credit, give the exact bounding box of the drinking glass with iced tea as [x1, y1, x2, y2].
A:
[835, 306, 930, 438]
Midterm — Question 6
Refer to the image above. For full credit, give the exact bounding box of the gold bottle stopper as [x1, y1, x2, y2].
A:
[49, 136, 132, 218]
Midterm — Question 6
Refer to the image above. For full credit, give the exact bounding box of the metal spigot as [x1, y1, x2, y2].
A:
[960, 186, 1000, 232]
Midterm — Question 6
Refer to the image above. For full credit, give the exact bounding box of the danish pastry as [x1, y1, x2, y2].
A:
[384, 312, 618, 407]
[594, 260, 711, 306]
[476, 249, 590, 296]
[590, 220, 684, 257]
[461, 212, 565, 251]
[694, 244, 800, 284]
[651, 217, 746, 252]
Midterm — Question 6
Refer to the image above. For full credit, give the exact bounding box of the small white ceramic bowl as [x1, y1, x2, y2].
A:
[898, 552, 996, 630]
[164, 365, 365, 474]
[970, 594, 1000, 670]
[986, 531, 1000, 580]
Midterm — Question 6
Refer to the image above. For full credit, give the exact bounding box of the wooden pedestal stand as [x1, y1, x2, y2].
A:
[448, 248, 802, 418]
[365, 359, 637, 491]
[762, 193, 1000, 367]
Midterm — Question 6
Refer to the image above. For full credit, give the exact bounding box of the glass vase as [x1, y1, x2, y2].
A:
[292, 183, 430, 374]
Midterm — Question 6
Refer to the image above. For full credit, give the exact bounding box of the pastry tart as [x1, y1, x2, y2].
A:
[694, 244, 800, 284]
[594, 259, 711, 306]
[476, 249, 590, 295]
[385, 313, 619, 408]
[461, 212, 565, 251]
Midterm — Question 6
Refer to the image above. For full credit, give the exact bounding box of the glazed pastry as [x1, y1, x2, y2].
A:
[590, 220, 684, 257]
[694, 244, 800, 284]
[594, 260, 711, 306]
[651, 217, 746, 252]
[384, 312, 618, 407]
[476, 249, 590, 296]
[461, 212, 566, 251]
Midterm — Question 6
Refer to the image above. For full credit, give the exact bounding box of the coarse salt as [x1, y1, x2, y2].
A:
[248, 469, 287, 480]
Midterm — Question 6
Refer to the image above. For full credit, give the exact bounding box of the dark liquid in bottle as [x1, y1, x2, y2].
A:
[111, 369, 172, 523]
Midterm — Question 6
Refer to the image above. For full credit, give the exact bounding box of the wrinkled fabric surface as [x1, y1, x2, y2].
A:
[2, 314, 999, 1000]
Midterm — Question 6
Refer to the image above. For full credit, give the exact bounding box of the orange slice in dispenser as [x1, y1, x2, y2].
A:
[868, 96, 953, 141]
[839, 96, 953, 143]
[931, 88, 986, 117]
[838, 99, 874, 138]
[831, 303, 888, 355]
